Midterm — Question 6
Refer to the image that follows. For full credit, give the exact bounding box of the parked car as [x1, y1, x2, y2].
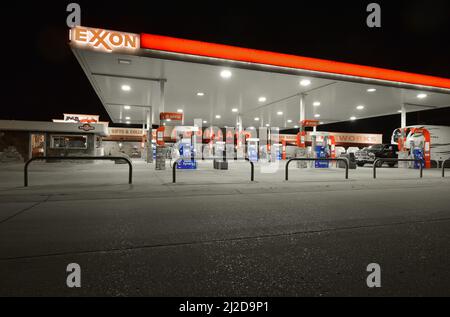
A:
[355, 144, 397, 167]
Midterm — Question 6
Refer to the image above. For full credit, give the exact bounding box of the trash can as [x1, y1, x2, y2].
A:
[155, 146, 167, 170]
[339, 153, 357, 169]
[296, 148, 308, 168]
[213, 149, 228, 170]
[213, 159, 229, 170]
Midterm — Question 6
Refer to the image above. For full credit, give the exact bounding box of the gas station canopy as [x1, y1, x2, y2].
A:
[70, 26, 450, 128]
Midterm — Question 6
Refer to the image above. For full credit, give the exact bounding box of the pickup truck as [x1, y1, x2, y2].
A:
[355, 144, 398, 167]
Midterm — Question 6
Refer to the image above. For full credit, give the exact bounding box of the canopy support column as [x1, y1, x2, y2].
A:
[146, 106, 153, 163]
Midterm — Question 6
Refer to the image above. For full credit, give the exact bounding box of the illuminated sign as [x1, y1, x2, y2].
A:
[78, 124, 95, 132]
[160, 112, 183, 121]
[329, 132, 382, 145]
[108, 128, 145, 137]
[70, 27, 140, 52]
[64, 114, 99, 123]
[301, 120, 320, 128]
[280, 132, 382, 145]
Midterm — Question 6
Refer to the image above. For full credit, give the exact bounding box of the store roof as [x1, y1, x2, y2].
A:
[0, 120, 109, 137]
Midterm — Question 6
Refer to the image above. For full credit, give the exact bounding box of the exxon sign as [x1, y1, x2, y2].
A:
[70, 27, 140, 52]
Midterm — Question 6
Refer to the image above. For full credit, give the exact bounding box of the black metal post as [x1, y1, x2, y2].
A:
[373, 159, 378, 179]
[443, 159, 449, 178]
[172, 160, 179, 183]
[245, 158, 255, 182]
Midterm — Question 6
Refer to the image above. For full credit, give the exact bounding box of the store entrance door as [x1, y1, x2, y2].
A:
[30, 133, 46, 158]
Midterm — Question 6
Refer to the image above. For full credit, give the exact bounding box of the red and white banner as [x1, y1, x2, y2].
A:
[280, 132, 382, 146]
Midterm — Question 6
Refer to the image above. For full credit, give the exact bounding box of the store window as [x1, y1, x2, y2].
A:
[50, 135, 87, 149]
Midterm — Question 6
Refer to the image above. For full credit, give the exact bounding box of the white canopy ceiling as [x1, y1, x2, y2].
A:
[72, 48, 450, 129]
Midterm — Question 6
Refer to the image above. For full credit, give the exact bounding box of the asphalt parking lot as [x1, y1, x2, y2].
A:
[0, 160, 449, 296]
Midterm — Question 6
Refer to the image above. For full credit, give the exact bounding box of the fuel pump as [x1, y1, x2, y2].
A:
[311, 132, 329, 168]
[247, 138, 259, 162]
[296, 120, 320, 168]
[177, 131, 198, 170]
[408, 128, 431, 169]
[271, 143, 283, 161]
[310, 132, 334, 168]
[394, 127, 410, 169]
[393, 127, 431, 169]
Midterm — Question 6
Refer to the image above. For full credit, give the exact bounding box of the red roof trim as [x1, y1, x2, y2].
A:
[140, 33, 450, 90]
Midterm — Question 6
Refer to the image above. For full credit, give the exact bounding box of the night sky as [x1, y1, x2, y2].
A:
[4, 0, 450, 139]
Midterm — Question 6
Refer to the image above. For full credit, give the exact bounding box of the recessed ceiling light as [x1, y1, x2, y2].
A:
[367, 88, 377, 93]
[314, 114, 321, 118]
[203, 120, 208, 124]
[232, 108, 239, 113]
[300, 79, 311, 87]
[356, 105, 365, 110]
[220, 70, 232, 79]
[126, 121, 131, 124]
[417, 93, 427, 99]
[125, 117, 131, 120]
[313, 102, 321, 107]
[277, 111, 283, 116]
[124, 105, 131, 110]
[254, 117, 260, 121]
[177, 109, 184, 113]
[350, 116, 357, 121]
[197, 92, 205, 97]
[319, 122, 324, 125]
[266, 124, 270, 127]
[287, 119, 293, 123]
[259, 97, 267, 103]
[121, 85, 131, 92]
[398, 110, 403, 113]
[294, 125, 299, 128]
[215, 115, 221, 119]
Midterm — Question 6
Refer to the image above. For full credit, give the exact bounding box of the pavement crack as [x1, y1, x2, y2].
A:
[1, 216, 450, 262]
[0, 195, 51, 226]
